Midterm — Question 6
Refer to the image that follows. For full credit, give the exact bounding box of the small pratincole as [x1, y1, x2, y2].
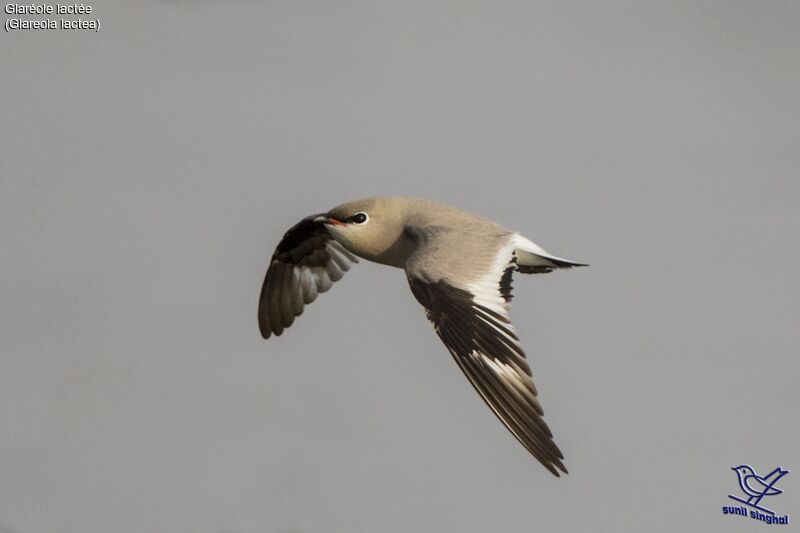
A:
[258, 197, 586, 476]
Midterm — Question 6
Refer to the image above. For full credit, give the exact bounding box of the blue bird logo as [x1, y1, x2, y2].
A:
[729, 464, 790, 514]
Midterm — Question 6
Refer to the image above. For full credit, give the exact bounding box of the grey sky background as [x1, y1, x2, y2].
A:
[1, 2, 798, 532]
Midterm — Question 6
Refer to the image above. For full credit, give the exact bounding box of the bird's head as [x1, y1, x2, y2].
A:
[315, 198, 410, 264]
[732, 465, 755, 477]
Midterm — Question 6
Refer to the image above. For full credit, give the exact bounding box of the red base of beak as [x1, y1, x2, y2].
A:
[314, 215, 346, 226]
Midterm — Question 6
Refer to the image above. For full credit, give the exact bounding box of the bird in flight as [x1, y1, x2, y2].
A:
[258, 197, 586, 476]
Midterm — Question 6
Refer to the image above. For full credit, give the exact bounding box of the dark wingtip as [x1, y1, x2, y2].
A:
[259, 324, 272, 339]
[545, 460, 568, 477]
[259, 326, 285, 340]
[258, 314, 280, 339]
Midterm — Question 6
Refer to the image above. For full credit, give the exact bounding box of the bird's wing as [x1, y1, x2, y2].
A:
[745, 474, 784, 496]
[406, 245, 566, 476]
[258, 214, 357, 338]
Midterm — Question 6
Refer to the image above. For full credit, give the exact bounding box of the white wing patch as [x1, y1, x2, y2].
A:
[466, 240, 518, 315]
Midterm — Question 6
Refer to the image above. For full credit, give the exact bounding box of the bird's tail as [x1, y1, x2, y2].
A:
[512, 234, 588, 274]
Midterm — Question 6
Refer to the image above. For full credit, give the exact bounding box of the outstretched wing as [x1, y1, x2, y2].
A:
[407, 252, 567, 476]
[259, 214, 357, 338]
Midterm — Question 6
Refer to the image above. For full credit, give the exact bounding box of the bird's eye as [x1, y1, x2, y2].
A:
[350, 212, 369, 224]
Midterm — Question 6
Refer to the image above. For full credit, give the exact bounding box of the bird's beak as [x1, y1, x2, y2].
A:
[314, 215, 346, 226]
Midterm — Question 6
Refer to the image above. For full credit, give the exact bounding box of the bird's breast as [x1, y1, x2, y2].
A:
[364, 235, 415, 268]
